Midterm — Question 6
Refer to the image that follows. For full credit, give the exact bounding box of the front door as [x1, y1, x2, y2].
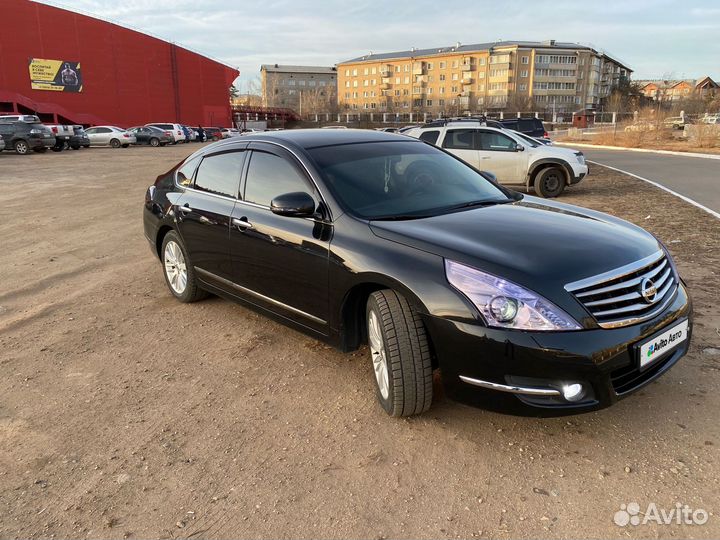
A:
[441, 129, 481, 169]
[229, 142, 331, 333]
[175, 148, 247, 282]
[476, 129, 527, 184]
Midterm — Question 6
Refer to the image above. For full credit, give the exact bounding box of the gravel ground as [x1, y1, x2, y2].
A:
[0, 145, 718, 539]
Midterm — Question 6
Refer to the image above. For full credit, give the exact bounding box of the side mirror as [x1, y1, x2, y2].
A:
[270, 191, 316, 218]
[515, 143, 525, 152]
[480, 170, 497, 182]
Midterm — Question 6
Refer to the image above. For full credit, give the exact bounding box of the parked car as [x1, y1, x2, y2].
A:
[146, 123, 187, 144]
[84, 126, 136, 148]
[405, 120, 587, 197]
[512, 130, 553, 146]
[624, 120, 657, 132]
[701, 113, 720, 124]
[0, 137, 6, 152]
[127, 125, 173, 147]
[0, 114, 43, 123]
[375, 127, 399, 133]
[320, 125, 349, 129]
[143, 129, 691, 417]
[220, 127, 241, 138]
[47, 124, 74, 151]
[0, 119, 56, 154]
[498, 117, 549, 139]
[69, 125, 91, 149]
[203, 127, 223, 141]
[180, 125, 194, 142]
[240, 128, 262, 135]
[663, 117, 686, 130]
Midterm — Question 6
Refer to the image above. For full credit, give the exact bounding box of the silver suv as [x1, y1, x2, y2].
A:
[406, 120, 588, 197]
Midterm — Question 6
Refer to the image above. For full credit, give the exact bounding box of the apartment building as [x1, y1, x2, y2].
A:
[635, 77, 718, 102]
[261, 64, 337, 112]
[337, 40, 632, 114]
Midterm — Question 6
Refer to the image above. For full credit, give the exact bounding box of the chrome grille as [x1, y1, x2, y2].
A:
[565, 251, 678, 329]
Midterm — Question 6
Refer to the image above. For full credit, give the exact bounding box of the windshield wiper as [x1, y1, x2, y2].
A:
[444, 198, 514, 211]
[370, 214, 431, 221]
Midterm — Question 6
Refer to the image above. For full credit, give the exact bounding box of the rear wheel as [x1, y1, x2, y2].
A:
[161, 231, 208, 303]
[109, 138, 121, 148]
[149, 137, 160, 147]
[366, 290, 433, 416]
[534, 166, 566, 198]
[14, 140, 30, 155]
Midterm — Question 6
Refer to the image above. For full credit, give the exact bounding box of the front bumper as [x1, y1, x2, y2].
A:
[570, 163, 588, 185]
[424, 283, 692, 416]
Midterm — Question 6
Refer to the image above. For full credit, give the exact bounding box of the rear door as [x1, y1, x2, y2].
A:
[441, 129, 482, 169]
[175, 146, 248, 282]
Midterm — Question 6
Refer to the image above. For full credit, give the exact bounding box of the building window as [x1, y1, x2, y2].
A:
[370, 90, 376, 97]
[395, 90, 400, 96]
[404, 76, 410, 84]
[371, 67, 376, 74]
[288, 80, 296, 86]
[353, 80, 358, 87]
[404, 64, 410, 72]
[439, 86, 445, 94]
[452, 60, 459, 68]
[299, 80, 306, 86]
[345, 81, 350, 88]
[452, 73, 459, 81]
[344, 69, 350, 76]
[477, 84, 485, 91]
[521, 56, 529, 64]
[477, 72, 485, 79]
[363, 80, 369, 86]
[439, 61, 446, 69]
[489, 69, 508, 78]
[427, 87, 433, 94]
[451, 86, 458, 93]
[427, 62, 433, 70]
[479, 57, 486, 65]
[371, 79, 376, 85]
[520, 70, 528, 78]
[519, 84, 527, 91]
[352, 91, 358, 98]
[309, 80, 316, 86]
[489, 54, 510, 64]
[352, 69, 357, 76]
[363, 91, 368, 97]
[426, 99, 433, 106]
[439, 74, 446, 81]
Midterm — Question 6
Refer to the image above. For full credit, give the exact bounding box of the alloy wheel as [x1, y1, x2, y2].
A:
[164, 240, 188, 294]
[368, 309, 390, 399]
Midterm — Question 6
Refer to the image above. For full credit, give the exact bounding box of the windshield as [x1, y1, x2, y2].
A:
[511, 131, 539, 148]
[308, 141, 512, 220]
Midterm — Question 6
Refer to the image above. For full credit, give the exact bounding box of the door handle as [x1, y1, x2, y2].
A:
[480, 156, 491, 160]
[178, 205, 192, 213]
[232, 217, 254, 230]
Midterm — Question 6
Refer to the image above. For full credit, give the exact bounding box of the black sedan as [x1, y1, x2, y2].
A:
[143, 129, 692, 417]
[127, 126, 173, 147]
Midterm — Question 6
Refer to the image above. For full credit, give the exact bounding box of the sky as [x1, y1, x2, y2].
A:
[36, 0, 720, 92]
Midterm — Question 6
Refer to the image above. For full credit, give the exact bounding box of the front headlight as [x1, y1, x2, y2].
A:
[445, 260, 582, 331]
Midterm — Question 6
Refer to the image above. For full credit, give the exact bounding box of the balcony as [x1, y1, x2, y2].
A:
[412, 63, 426, 75]
[460, 90, 472, 97]
[379, 68, 392, 77]
[380, 82, 391, 90]
[461, 64, 475, 72]
[462, 76, 473, 84]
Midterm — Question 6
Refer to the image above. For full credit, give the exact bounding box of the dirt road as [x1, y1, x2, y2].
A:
[1, 145, 718, 539]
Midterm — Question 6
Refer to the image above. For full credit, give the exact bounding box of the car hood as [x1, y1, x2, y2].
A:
[369, 196, 662, 314]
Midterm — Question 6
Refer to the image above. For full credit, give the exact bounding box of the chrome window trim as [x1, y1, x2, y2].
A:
[194, 267, 326, 326]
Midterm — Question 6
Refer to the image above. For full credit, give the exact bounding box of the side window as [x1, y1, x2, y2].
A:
[244, 151, 314, 207]
[478, 131, 516, 152]
[176, 156, 202, 187]
[194, 152, 245, 197]
[419, 130, 440, 145]
[97, 127, 111, 134]
[442, 129, 476, 150]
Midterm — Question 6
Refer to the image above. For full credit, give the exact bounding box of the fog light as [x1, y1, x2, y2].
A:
[561, 383, 584, 402]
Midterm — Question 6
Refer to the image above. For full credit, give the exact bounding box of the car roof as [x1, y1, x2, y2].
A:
[240, 128, 415, 150]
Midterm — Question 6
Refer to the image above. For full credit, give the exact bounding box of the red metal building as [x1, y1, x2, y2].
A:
[0, 0, 239, 127]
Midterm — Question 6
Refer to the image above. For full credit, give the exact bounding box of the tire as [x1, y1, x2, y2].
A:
[366, 290, 433, 416]
[534, 166, 566, 198]
[160, 231, 208, 303]
[109, 138, 121, 148]
[14, 140, 30, 155]
[212, 136, 220, 142]
[149, 137, 160, 147]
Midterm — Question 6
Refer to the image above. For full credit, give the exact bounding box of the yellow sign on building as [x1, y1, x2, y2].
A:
[29, 58, 83, 92]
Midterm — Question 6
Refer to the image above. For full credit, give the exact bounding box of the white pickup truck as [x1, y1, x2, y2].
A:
[46, 124, 74, 151]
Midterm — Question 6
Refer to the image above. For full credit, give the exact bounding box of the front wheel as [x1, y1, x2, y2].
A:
[149, 137, 160, 147]
[161, 231, 208, 303]
[366, 290, 433, 417]
[534, 166, 566, 198]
